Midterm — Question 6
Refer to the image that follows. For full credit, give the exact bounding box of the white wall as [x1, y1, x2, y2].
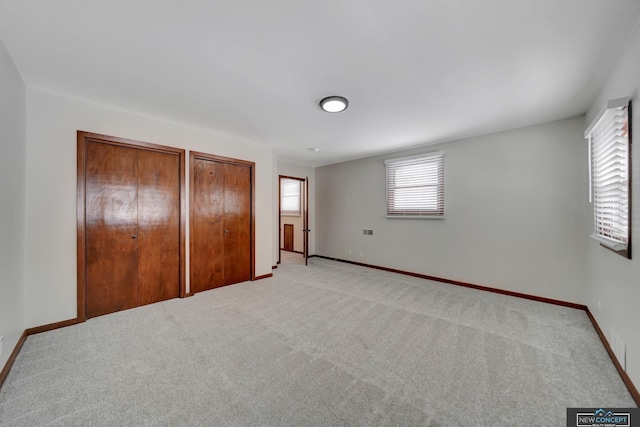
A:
[584, 23, 640, 390]
[276, 160, 316, 259]
[24, 88, 273, 328]
[0, 38, 26, 369]
[316, 116, 588, 303]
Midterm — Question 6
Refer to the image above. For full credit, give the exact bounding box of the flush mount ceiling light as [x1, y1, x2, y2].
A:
[319, 96, 349, 113]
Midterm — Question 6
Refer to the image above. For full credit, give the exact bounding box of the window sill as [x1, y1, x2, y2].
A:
[590, 234, 631, 259]
[386, 215, 445, 220]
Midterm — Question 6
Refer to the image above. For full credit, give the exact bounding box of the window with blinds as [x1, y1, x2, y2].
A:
[281, 178, 301, 216]
[586, 97, 632, 258]
[385, 151, 445, 218]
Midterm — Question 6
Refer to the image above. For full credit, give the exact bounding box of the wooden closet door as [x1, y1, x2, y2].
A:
[86, 142, 139, 318]
[78, 131, 185, 321]
[283, 224, 294, 251]
[191, 158, 225, 292]
[137, 150, 181, 305]
[223, 163, 251, 285]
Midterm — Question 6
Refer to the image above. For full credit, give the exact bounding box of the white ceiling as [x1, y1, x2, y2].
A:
[1, 1, 639, 167]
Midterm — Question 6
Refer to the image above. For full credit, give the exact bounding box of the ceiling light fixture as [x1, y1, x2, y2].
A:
[319, 96, 349, 113]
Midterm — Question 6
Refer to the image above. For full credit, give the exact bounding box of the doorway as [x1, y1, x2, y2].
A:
[278, 175, 309, 265]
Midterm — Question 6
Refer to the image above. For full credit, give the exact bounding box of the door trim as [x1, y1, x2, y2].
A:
[189, 151, 256, 291]
[77, 131, 187, 322]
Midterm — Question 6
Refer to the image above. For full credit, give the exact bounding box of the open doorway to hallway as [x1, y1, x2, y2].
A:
[278, 175, 308, 265]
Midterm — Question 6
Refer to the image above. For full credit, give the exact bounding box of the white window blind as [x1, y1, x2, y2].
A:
[281, 178, 301, 216]
[586, 97, 631, 255]
[385, 152, 444, 217]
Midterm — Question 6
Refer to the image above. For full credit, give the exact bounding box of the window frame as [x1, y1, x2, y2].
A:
[585, 97, 632, 259]
[385, 151, 445, 219]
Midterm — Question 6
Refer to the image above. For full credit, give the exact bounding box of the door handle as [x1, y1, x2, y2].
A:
[132, 235, 137, 239]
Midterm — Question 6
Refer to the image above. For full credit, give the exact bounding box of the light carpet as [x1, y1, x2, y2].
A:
[0, 258, 635, 426]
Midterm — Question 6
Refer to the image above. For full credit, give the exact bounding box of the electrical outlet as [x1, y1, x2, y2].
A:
[348, 249, 352, 256]
[363, 229, 368, 235]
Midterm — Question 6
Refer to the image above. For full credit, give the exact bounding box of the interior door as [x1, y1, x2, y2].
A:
[191, 157, 226, 292]
[191, 156, 252, 292]
[222, 162, 252, 285]
[137, 150, 181, 305]
[304, 176, 309, 265]
[78, 131, 185, 321]
[284, 224, 294, 251]
[85, 142, 139, 318]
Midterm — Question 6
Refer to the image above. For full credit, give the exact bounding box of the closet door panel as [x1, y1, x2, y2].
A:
[191, 158, 226, 292]
[223, 163, 251, 285]
[85, 142, 139, 318]
[138, 150, 181, 305]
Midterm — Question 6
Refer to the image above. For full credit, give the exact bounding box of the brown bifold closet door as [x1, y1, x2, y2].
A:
[85, 142, 140, 317]
[137, 150, 180, 306]
[191, 158, 226, 291]
[80, 132, 184, 320]
[190, 153, 253, 293]
[222, 162, 251, 285]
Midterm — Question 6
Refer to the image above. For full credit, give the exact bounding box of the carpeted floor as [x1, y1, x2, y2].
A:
[0, 258, 635, 426]
[280, 250, 306, 265]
